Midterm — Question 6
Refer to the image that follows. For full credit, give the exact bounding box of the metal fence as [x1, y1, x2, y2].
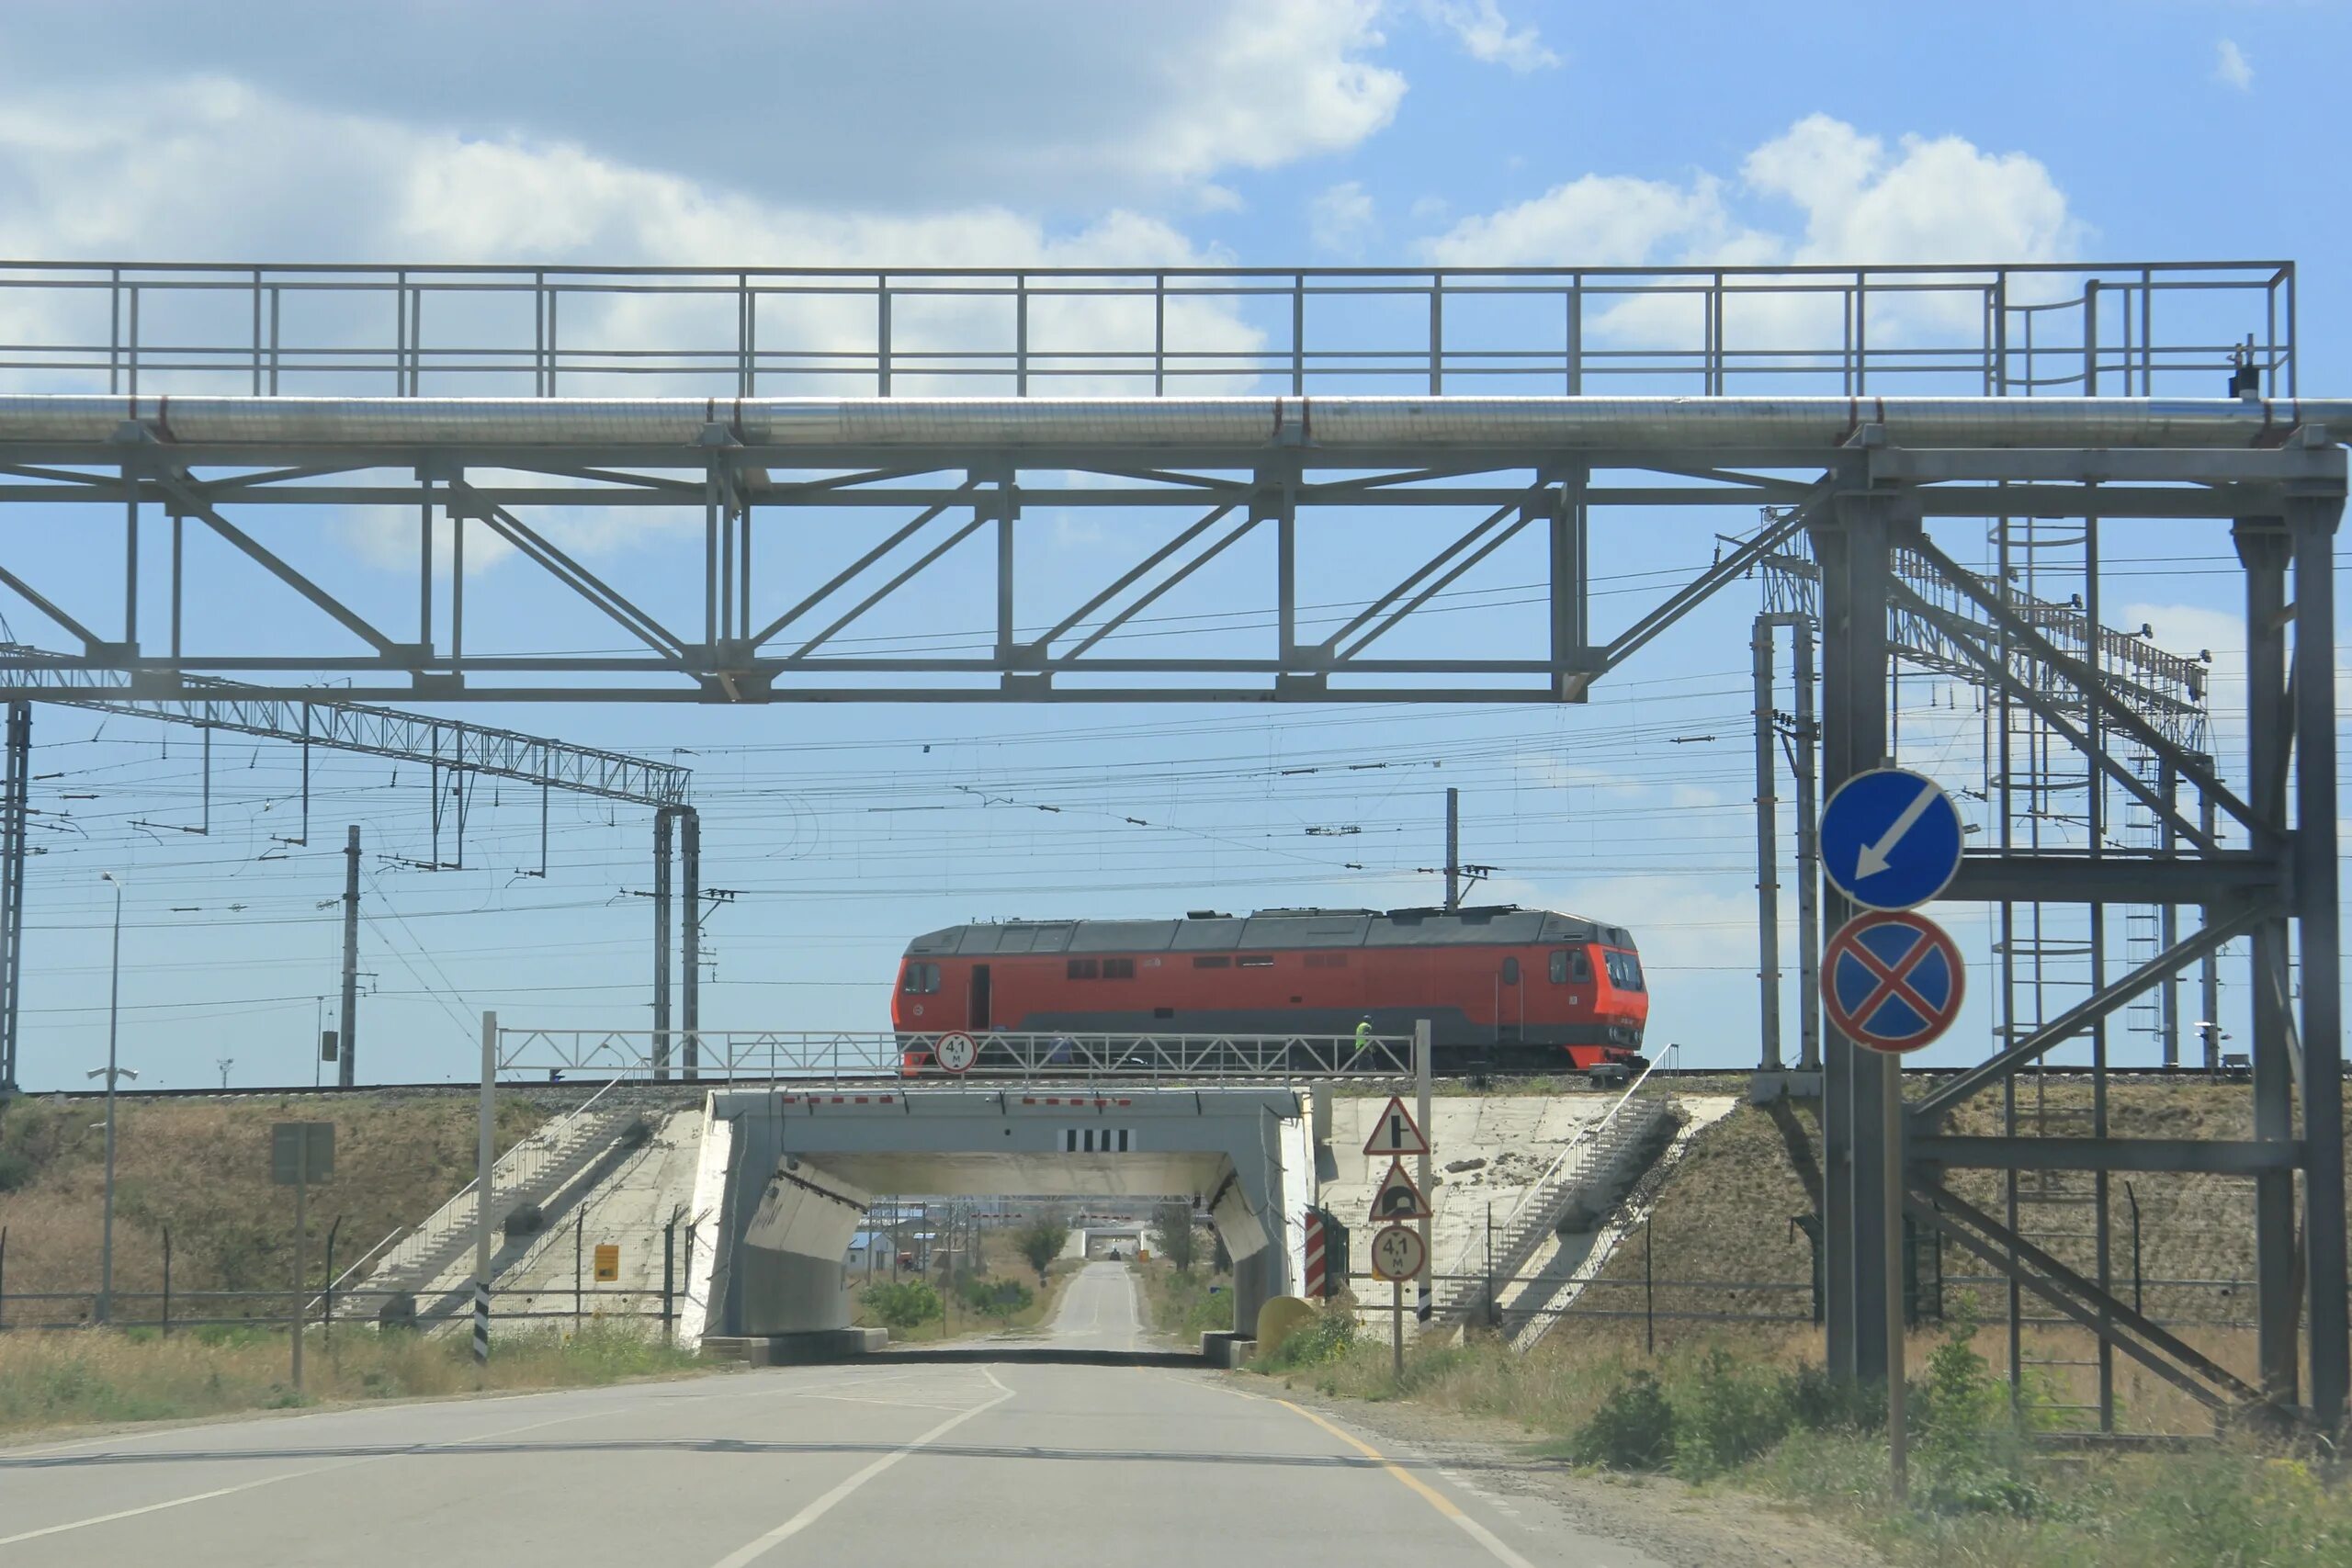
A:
[0, 261, 2293, 400]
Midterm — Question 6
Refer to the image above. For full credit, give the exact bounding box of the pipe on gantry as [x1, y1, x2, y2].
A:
[6, 396, 2352, 452]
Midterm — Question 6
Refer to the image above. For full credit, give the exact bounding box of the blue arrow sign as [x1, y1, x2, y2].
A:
[1821, 910, 1966, 1054]
[1819, 767, 1964, 910]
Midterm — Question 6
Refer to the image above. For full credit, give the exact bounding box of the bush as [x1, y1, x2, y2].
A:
[862, 1280, 941, 1331]
[503, 1201, 545, 1239]
[959, 1278, 1032, 1325]
[1781, 1362, 1882, 1435]
[1674, 1348, 1792, 1479]
[1570, 1368, 1676, 1472]
[1257, 1312, 1357, 1371]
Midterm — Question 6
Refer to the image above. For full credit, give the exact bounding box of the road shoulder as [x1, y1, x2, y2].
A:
[1238, 1373, 1891, 1568]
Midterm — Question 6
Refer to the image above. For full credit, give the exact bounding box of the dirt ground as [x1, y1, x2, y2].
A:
[1259, 1375, 1890, 1568]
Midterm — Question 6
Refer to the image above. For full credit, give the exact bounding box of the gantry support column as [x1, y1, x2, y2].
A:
[1792, 616, 1822, 1070]
[0, 701, 27, 1095]
[2290, 493, 2347, 1428]
[1812, 480, 1903, 1383]
[2233, 518, 2298, 1404]
[338, 824, 360, 1089]
[653, 807, 674, 1080]
[1754, 617, 1783, 1070]
[681, 807, 701, 1080]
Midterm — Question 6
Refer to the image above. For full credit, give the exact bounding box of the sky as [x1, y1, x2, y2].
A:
[0, 0, 2346, 1089]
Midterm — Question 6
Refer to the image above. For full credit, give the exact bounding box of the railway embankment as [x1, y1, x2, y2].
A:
[0, 1092, 553, 1324]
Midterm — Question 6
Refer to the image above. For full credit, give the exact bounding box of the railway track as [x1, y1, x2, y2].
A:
[6, 1062, 2252, 1104]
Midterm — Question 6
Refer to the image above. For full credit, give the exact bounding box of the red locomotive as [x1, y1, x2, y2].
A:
[891, 905, 1647, 1071]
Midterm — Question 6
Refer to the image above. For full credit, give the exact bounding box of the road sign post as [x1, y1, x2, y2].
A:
[271, 1121, 333, 1393]
[1369, 1224, 1428, 1380]
[1819, 767, 1963, 1506]
[1414, 1019, 1432, 1328]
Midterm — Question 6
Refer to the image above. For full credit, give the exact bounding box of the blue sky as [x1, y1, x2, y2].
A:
[0, 0, 2344, 1089]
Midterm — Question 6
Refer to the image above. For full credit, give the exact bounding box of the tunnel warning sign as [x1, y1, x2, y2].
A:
[1369, 1159, 1431, 1222]
[1362, 1096, 1429, 1157]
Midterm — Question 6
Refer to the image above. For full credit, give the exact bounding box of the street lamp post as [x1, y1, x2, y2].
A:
[87, 872, 134, 1324]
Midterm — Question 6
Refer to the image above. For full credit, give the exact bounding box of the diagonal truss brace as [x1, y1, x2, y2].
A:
[1912, 900, 2272, 1124]
[1906, 1183, 2260, 1412]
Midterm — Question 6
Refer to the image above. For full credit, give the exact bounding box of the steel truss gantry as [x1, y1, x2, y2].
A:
[0, 257, 2335, 1427]
[0, 649, 699, 1093]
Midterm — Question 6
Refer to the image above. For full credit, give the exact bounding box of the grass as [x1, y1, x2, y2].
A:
[0, 1093, 553, 1316]
[847, 1226, 1084, 1342]
[1251, 1317, 2352, 1568]
[0, 1321, 707, 1438]
[1133, 1256, 1237, 1342]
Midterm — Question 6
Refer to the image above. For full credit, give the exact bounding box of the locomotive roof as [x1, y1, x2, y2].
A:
[903, 906, 1635, 957]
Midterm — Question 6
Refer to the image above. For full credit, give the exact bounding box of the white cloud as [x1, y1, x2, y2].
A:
[1424, 114, 2080, 270]
[1419, 1, 1560, 73]
[0, 3, 1406, 210]
[1749, 115, 2080, 267]
[1422, 173, 1741, 267]
[2215, 39, 2254, 91]
[1309, 180, 1379, 257]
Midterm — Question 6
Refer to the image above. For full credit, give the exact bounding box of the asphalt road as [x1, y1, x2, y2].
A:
[0, 1264, 1666, 1567]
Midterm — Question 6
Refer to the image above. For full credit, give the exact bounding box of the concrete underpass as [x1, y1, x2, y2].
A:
[687, 1086, 1317, 1356]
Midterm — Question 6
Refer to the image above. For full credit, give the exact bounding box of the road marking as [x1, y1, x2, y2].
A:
[1274, 1399, 1539, 1568]
[705, 1367, 1014, 1568]
[0, 1407, 596, 1548]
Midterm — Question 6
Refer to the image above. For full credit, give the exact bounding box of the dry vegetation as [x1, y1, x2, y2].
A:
[0, 1092, 551, 1319]
[0, 1321, 707, 1438]
[1578, 1080, 2352, 1409]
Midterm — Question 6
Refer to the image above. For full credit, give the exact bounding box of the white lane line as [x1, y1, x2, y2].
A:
[704, 1367, 1014, 1568]
[0, 1407, 595, 1549]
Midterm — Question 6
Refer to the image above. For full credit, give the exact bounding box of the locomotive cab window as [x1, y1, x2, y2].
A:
[900, 963, 941, 994]
[1603, 950, 1645, 992]
[1550, 949, 1592, 985]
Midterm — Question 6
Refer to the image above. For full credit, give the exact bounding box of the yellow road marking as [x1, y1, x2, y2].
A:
[1273, 1398, 1539, 1568]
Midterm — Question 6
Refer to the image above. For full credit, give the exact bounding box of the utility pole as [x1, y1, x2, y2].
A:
[1444, 788, 1461, 910]
[92, 872, 135, 1324]
[338, 826, 360, 1089]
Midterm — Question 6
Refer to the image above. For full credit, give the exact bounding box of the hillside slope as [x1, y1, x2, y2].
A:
[0, 1093, 550, 1317]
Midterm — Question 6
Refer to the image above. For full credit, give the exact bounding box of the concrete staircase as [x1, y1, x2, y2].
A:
[354, 1088, 644, 1316]
[1432, 1086, 1673, 1327]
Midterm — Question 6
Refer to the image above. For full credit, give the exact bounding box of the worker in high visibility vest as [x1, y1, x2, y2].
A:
[1353, 1017, 1374, 1061]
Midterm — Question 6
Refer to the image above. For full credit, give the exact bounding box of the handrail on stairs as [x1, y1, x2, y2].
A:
[368, 1077, 636, 1279]
[1486, 1043, 1678, 1245]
